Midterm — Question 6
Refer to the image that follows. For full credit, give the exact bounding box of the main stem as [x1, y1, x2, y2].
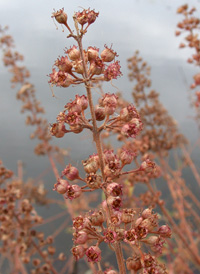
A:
[76, 31, 126, 273]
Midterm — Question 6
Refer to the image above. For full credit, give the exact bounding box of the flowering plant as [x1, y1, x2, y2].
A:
[48, 8, 170, 273]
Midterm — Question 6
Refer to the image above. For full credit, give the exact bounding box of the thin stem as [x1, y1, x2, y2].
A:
[147, 182, 200, 267]
[74, 22, 127, 273]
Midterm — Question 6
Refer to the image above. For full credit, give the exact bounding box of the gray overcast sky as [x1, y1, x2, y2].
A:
[0, 0, 199, 175]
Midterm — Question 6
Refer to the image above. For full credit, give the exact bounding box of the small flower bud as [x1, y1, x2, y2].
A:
[70, 124, 83, 134]
[71, 245, 85, 260]
[90, 210, 105, 226]
[50, 122, 66, 138]
[102, 93, 118, 115]
[147, 236, 165, 253]
[58, 253, 66, 261]
[55, 56, 72, 73]
[62, 164, 80, 181]
[157, 225, 172, 238]
[74, 230, 88, 245]
[135, 217, 144, 227]
[65, 100, 82, 114]
[87, 46, 99, 61]
[140, 218, 154, 231]
[101, 45, 118, 62]
[120, 104, 139, 122]
[126, 256, 142, 271]
[89, 59, 104, 75]
[95, 106, 106, 121]
[140, 159, 156, 172]
[104, 149, 116, 163]
[32, 258, 41, 266]
[177, 4, 188, 14]
[121, 209, 135, 224]
[120, 149, 135, 165]
[146, 235, 159, 245]
[52, 8, 67, 25]
[48, 246, 56, 255]
[82, 155, 99, 174]
[76, 95, 88, 110]
[142, 208, 153, 219]
[66, 46, 80, 61]
[53, 179, 69, 194]
[87, 9, 99, 25]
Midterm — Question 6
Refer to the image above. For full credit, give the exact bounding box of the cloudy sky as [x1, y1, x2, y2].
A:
[0, 0, 199, 178]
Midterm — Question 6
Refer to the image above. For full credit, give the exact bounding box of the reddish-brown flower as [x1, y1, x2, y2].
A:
[74, 230, 88, 245]
[157, 225, 172, 238]
[65, 185, 82, 200]
[121, 118, 143, 138]
[50, 122, 66, 138]
[55, 56, 72, 73]
[53, 179, 69, 194]
[66, 45, 80, 61]
[71, 245, 85, 260]
[124, 229, 137, 245]
[89, 210, 105, 226]
[87, 46, 99, 61]
[104, 229, 117, 243]
[120, 104, 139, 122]
[62, 164, 80, 181]
[85, 245, 101, 262]
[48, 69, 72, 87]
[52, 8, 67, 25]
[76, 9, 99, 27]
[140, 159, 156, 173]
[101, 45, 118, 62]
[104, 61, 122, 81]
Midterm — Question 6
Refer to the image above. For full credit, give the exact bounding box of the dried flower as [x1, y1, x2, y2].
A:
[87, 46, 99, 61]
[52, 8, 67, 25]
[126, 256, 142, 271]
[65, 184, 82, 200]
[62, 164, 80, 181]
[53, 179, 69, 194]
[85, 245, 101, 262]
[71, 245, 85, 260]
[104, 229, 117, 243]
[74, 230, 88, 245]
[66, 46, 80, 61]
[104, 61, 122, 81]
[157, 225, 172, 238]
[101, 45, 118, 62]
[124, 229, 137, 245]
[76, 9, 99, 27]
